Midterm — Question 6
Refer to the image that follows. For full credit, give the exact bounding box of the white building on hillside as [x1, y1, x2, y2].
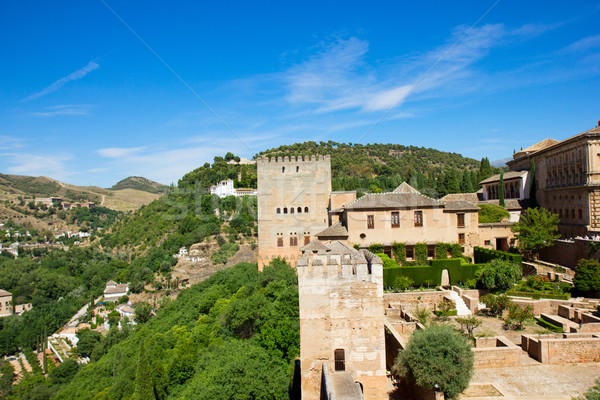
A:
[210, 179, 257, 198]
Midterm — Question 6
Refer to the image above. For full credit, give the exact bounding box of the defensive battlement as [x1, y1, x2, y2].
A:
[297, 249, 383, 282]
[257, 154, 330, 165]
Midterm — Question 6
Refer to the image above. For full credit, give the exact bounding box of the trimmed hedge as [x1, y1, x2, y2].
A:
[535, 317, 563, 333]
[506, 290, 570, 300]
[384, 259, 484, 287]
[434, 309, 458, 317]
[474, 246, 522, 266]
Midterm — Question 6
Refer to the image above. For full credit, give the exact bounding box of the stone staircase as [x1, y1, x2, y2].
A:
[448, 290, 471, 316]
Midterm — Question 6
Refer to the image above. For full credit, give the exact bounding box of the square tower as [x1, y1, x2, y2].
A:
[297, 241, 387, 400]
[257, 155, 331, 268]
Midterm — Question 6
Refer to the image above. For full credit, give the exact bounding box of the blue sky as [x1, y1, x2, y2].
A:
[1, 1, 599, 187]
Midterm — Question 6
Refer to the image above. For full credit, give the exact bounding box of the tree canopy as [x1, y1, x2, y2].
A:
[478, 259, 522, 291]
[511, 207, 560, 259]
[393, 324, 474, 399]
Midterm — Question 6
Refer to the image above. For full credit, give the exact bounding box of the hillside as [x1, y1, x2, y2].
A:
[0, 174, 161, 213]
[109, 176, 169, 195]
[179, 142, 497, 198]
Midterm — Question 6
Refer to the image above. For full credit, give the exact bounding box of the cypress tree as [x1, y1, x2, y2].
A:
[499, 172, 505, 207]
[460, 171, 474, 193]
[529, 158, 537, 207]
[133, 340, 155, 400]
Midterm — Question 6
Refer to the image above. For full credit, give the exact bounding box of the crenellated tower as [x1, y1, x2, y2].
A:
[297, 240, 387, 400]
[257, 155, 331, 268]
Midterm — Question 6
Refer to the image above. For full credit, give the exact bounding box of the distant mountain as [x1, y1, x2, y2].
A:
[109, 176, 169, 194]
[490, 158, 511, 168]
[0, 173, 161, 212]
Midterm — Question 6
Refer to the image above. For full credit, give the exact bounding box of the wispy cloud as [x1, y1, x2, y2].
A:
[30, 104, 93, 117]
[282, 23, 563, 115]
[559, 34, 600, 54]
[22, 61, 99, 102]
[2, 152, 73, 180]
[0, 135, 26, 150]
[97, 147, 146, 158]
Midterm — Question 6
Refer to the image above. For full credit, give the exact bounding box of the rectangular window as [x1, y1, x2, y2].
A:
[406, 246, 414, 259]
[304, 236, 311, 245]
[484, 240, 491, 246]
[414, 211, 423, 227]
[458, 233, 465, 244]
[367, 214, 375, 229]
[391, 211, 400, 228]
[277, 238, 283, 247]
[290, 236, 298, 247]
[457, 213, 465, 228]
[427, 245, 435, 258]
[571, 209, 575, 219]
[579, 209, 583, 220]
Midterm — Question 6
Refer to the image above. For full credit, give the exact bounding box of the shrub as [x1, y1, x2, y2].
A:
[456, 316, 482, 338]
[377, 253, 398, 269]
[393, 276, 414, 291]
[392, 242, 406, 264]
[393, 325, 474, 399]
[415, 242, 427, 265]
[368, 243, 384, 254]
[414, 306, 431, 326]
[535, 317, 563, 333]
[478, 203, 510, 223]
[478, 259, 521, 291]
[436, 243, 449, 259]
[505, 304, 533, 330]
[480, 293, 511, 317]
[574, 259, 600, 296]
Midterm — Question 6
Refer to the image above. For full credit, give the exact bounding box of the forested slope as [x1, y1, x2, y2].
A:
[54, 261, 298, 400]
[179, 143, 499, 198]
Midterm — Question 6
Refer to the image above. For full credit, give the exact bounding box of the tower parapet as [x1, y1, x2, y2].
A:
[297, 241, 386, 399]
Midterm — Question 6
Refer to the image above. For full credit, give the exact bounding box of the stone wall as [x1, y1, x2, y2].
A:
[384, 291, 450, 311]
[522, 333, 600, 364]
[472, 336, 521, 368]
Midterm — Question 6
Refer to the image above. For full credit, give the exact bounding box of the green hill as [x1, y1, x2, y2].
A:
[109, 176, 169, 195]
[179, 141, 497, 198]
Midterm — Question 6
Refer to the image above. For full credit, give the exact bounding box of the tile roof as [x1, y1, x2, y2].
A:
[440, 193, 479, 204]
[443, 200, 480, 211]
[316, 222, 349, 238]
[104, 284, 128, 295]
[344, 192, 442, 210]
[300, 239, 330, 253]
[392, 182, 420, 193]
[479, 170, 528, 185]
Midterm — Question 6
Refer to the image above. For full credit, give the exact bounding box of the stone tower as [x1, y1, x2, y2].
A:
[257, 155, 331, 269]
[297, 241, 387, 400]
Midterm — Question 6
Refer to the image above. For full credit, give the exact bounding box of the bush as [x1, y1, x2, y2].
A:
[478, 204, 510, 223]
[473, 246, 522, 266]
[480, 294, 511, 316]
[505, 304, 533, 330]
[377, 253, 398, 269]
[393, 325, 474, 399]
[415, 242, 427, 265]
[392, 242, 406, 264]
[478, 259, 521, 291]
[574, 259, 600, 296]
[368, 243, 384, 254]
[393, 276, 414, 291]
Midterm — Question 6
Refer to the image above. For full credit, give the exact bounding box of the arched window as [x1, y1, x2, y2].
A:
[283, 207, 288, 214]
[297, 207, 302, 213]
[290, 207, 294, 214]
[304, 207, 309, 213]
[276, 208, 281, 214]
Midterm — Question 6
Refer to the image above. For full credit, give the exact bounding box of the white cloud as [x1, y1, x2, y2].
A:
[2, 152, 73, 180]
[30, 104, 93, 117]
[559, 34, 600, 54]
[0, 135, 26, 150]
[22, 61, 99, 102]
[96, 147, 146, 158]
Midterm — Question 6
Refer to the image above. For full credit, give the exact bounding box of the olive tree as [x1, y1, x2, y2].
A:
[393, 324, 474, 399]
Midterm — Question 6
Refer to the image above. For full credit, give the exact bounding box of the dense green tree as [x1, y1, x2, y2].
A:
[76, 328, 102, 358]
[133, 340, 154, 400]
[134, 302, 153, 324]
[574, 259, 600, 296]
[393, 324, 474, 399]
[478, 259, 521, 291]
[511, 207, 560, 260]
[49, 359, 80, 385]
